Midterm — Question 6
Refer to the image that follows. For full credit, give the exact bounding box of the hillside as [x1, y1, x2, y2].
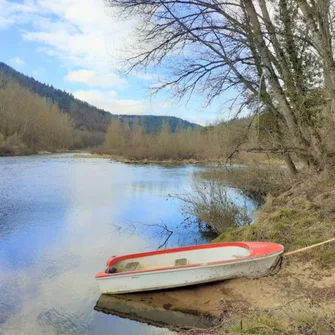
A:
[0, 62, 200, 134]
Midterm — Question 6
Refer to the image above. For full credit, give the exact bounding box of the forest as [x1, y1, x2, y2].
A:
[100, 116, 254, 162]
[0, 62, 199, 155]
[0, 80, 73, 155]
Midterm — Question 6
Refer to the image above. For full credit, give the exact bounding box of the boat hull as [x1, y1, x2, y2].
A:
[96, 249, 282, 294]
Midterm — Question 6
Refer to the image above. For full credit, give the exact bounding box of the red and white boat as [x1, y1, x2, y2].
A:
[95, 242, 284, 294]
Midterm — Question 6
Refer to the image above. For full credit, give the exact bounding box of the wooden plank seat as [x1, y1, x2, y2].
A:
[175, 258, 187, 266]
[124, 262, 140, 271]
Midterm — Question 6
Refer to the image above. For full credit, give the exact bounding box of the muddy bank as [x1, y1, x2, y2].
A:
[74, 153, 210, 165]
[75, 153, 285, 166]
[95, 259, 335, 333]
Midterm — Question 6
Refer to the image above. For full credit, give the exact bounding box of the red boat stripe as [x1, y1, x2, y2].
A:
[95, 242, 283, 279]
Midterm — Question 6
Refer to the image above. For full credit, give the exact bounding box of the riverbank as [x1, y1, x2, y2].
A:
[207, 172, 334, 333]
[75, 152, 285, 166]
[105, 165, 333, 333]
[215, 172, 335, 268]
[0, 149, 75, 157]
[96, 259, 334, 334]
[74, 153, 203, 164]
[92, 166, 335, 333]
[1, 151, 285, 166]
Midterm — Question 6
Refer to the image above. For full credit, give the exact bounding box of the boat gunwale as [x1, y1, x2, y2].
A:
[95, 242, 284, 279]
[96, 250, 283, 280]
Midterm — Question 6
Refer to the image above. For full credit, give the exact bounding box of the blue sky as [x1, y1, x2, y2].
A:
[0, 0, 238, 125]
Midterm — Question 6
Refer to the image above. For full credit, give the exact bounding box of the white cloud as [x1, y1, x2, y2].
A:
[0, 0, 138, 87]
[65, 69, 126, 88]
[0, 0, 208, 123]
[19, 0, 136, 70]
[10, 57, 25, 67]
[0, 0, 39, 29]
[73, 89, 145, 115]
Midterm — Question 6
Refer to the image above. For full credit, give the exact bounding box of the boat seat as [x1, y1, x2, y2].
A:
[175, 258, 187, 266]
[124, 262, 139, 271]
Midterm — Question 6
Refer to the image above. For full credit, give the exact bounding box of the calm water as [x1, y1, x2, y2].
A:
[0, 154, 255, 335]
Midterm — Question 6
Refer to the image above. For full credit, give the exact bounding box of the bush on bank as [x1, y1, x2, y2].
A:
[214, 171, 335, 268]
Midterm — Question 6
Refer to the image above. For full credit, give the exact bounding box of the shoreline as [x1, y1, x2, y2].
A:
[80, 154, 332, 333]
[73, 152, 285, 166]
[95, 258, 335, 333]
[0, 150, 82, 158]
[0, 150, 87, 158]
[74, 153, 212, 165]
[1, 151, 286, 166]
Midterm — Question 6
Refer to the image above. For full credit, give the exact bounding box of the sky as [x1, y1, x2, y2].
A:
[0, 0, 237, 125]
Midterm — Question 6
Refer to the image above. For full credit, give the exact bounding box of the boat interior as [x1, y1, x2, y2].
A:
[113, 246, 251, 273]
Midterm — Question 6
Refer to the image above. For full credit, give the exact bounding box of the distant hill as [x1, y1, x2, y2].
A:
[0, 62, 200, 134]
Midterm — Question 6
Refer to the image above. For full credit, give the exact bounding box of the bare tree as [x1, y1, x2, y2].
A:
[105, 0, 335, 170]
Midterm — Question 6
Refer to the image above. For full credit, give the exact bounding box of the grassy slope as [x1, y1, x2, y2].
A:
[211, 173, 335, 334]
[215, 173, 335, 268]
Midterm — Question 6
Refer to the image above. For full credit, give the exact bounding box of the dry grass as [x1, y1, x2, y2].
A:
[0, 133, 32, 156]
[179, 179, 252, 235]
[198, 165, 294, 204]
[218, 259, 335, 334]
[185, 168, 335, 333]
[120, 258, 335, 334]
[82, 151, 227, 165]
[232, 151, 285, 166]
[74, 153, 116, 159]
[228, 308, 335, 335]
[215, 172, 335, 268]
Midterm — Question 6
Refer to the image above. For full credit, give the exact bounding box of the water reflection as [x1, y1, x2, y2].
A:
[0, 154, 255, 334]
[0, 155, 205, 334]
[95, 293, 215, 331]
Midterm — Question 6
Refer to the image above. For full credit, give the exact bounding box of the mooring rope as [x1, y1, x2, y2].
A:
[283, 237, 335, 256]
[268, 237, 335, 275]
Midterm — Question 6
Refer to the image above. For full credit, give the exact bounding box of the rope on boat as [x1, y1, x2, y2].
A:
[283, 237, 335, 256]
[268, 237, 335, 275]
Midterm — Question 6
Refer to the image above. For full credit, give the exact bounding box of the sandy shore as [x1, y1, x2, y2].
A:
[94, 258, 335, 333]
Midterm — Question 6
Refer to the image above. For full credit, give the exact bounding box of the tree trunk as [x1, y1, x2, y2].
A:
[283, 152, 298, 175]
[243, 0, 315, 164]
[297, 0, 335, 98]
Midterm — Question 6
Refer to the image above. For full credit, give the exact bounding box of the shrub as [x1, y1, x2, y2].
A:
[180, 179, 252, 235]
[197, 165, 294, 204]
[0, 133, 29, 156]
[215, 173, 335, 267]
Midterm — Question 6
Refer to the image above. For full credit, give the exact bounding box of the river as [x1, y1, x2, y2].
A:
[0, 154, 255, 335]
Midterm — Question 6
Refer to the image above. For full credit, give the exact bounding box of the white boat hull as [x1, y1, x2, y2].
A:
[96, 251, 281, 294]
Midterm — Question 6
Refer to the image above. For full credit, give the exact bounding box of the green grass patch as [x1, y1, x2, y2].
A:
[215, 199, 335, 268]
[229, 311, 335, 335]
